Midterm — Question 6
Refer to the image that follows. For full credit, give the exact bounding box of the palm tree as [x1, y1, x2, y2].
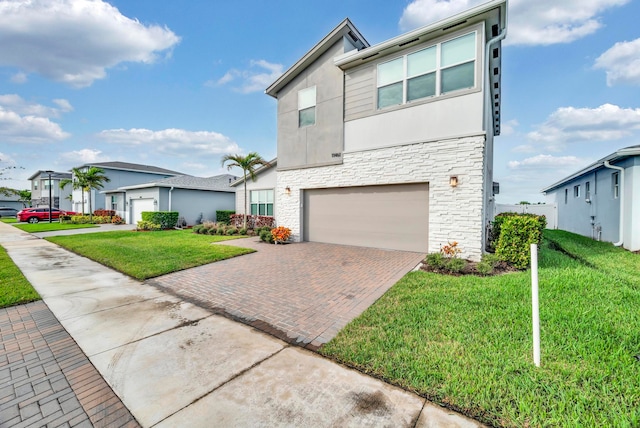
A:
[221, 152, 269, 229]
[60, 167, 86, 214]
[83, 167, 110, 221]
[60, 167, 110, 220]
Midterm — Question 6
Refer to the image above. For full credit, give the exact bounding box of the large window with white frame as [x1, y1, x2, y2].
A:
[298, 86, 316, 127]
[377, 31, 477, 110]
[250, 189, 274, 216]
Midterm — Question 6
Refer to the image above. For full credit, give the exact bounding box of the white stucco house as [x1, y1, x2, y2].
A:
[542, 145, 640, 252]
[264, 0, 507, 260]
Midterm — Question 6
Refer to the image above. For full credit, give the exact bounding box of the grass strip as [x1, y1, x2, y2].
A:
[14, 223, 99, 233]
[0, 245, 40, 308]
[322, 232, 640, 427]
[47, 229, 254, 280]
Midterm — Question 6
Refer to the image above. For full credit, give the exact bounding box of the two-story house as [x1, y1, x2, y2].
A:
[265, 0, 507, 260]
[28, 170, 73, 211]
[68, 161, 183, 216]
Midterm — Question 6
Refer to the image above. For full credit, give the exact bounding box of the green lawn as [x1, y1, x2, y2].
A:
[0, 246, 40, 308]
[321, 230, 640, 427]
[47, 230, 255, 280]
[1, 218, 17, 223]
[14, 223, 99, 233]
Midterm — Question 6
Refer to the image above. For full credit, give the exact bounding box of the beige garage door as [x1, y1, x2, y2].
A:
[303, 183, 429, 252]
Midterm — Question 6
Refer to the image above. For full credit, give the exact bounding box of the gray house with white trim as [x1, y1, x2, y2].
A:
[542, 145, 640, 252]
[111, 174, 236, 225]
[69, 162, 183, 215]
[230, 159, 277, 218]
[265, 0, 507, 260]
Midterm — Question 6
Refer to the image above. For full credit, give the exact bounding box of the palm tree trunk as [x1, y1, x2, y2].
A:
[81, 189, 85, 215]
[88, 188, 93, 221]
[243, 171, 248, 229]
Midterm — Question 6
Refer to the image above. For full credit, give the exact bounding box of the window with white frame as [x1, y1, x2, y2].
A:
[250, 190, 274, 216]
[111, 195, 118, 211]
[377, 31, 476, 109]
[574, 185, 580, 198]
[44, 179, 53, 190]
[612, 172, 619, 198]
[298, 86, 316, 127]
[564, 189, 568, 204]
[34, 181, 38, 190]
[585, 181, 590, 200]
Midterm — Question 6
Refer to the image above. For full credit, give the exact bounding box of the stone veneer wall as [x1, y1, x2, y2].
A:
[276, 135, 487, 261]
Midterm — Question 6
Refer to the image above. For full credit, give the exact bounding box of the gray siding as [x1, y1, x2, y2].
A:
[169, 189, 235, 225]
[277, 38, 348, 170]
[91, 169, 176, 211]
[344, 65, 374, 121]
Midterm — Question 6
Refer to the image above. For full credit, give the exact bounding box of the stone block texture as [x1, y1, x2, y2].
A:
[276, 135, 487, 261]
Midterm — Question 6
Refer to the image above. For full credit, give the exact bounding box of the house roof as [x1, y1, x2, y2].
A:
[334, 0, 507, 69]
[27, 170, 72, 180]
[111, 174, 237, 193]
[229, 158, 277, 187]
[541, 145, 640, 194]
[265, 19, 369, 98]
[77, 161, 183, 176]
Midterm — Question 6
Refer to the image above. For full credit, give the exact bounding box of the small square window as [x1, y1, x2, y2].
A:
[298, 86, 316, 127]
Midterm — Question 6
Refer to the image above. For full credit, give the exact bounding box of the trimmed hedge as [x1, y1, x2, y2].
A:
[495, 214, 545, 269]
[490, 212, 547, 252]
[216, 210, 235, 224]
[141, 211, 179, 229]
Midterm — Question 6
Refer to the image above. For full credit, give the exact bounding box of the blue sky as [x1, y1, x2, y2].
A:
[1, 0, 639, 204]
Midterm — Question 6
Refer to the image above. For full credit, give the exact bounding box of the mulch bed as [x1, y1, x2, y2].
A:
[420, 259, 519, 276]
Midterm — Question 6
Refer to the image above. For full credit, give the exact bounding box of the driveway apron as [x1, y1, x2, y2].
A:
[148, 238, 425, 348]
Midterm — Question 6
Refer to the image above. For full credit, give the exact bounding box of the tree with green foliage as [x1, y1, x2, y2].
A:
[15, 190, 31, 207]
[221, 152, 269, 229]
[60, 167, 110, 220]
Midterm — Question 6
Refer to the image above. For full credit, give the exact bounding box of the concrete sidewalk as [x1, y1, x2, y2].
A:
[0, 223, 483, 427]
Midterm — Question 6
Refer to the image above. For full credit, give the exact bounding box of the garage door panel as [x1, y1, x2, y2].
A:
[303, 183, 429, 252]
[132, 199, 155, 224]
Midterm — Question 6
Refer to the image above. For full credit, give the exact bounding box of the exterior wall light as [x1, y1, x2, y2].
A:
[285, 186, 291, 195]
[449, 176, 459, 187]
[153, 199, 158, 206]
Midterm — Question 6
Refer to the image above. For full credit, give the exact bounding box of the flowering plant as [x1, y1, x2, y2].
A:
[440, 241, 461, 258]
[271, 226, 291, 244]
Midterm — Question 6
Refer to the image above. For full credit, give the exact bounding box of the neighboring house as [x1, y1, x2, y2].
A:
[264, 0, 507, 260]
[109, 174, 237, 225]
[230, 159, 277, 217]
[0, 193, 26, 211]
[27, 170, 72, 211]
[68, 162, 183, 215]
[541, 145, 640, 252]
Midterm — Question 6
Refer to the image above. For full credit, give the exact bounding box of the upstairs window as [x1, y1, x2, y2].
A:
[574, 185, 580, 198]
[34, 181, 38, 190]
[298, 86, 316, 127]
[377, 31, 476, 110]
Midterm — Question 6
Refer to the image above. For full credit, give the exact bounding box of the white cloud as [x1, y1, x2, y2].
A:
[59, 149, 109, 165]
[0, 94, 72, 118]
[500, 119, 519, 136]
[97, 128, 241, 158]
[0, 108, 70, 144]
[508, 154, 586, 170]
[527, 104, 640, 146]
[399, 0, 629, 46]
[0, 0, 180, 88]
[594, 38, 640, 86]
[511, 144, 536, 153]
[10, 72, 27, 84]
[212, 60, 284, 93]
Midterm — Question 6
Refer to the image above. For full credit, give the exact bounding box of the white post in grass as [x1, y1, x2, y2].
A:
[531, 243, 540, 367]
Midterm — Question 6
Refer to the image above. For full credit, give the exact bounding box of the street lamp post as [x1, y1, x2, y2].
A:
[44, 170, 54, 223]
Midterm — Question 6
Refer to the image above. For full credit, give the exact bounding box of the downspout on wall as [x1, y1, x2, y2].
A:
[482, 6, 507, 250]
[603, 160, 624, 246]
[168, 187, 174, 211]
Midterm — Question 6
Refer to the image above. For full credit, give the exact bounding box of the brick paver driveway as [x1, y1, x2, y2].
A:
[148, 238, 425, 349]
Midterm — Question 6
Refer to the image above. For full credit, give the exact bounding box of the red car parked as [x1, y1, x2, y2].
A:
[17, 208, 76, 223]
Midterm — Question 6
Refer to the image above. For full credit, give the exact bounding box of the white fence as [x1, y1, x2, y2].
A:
[494, 204, 557, 230]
